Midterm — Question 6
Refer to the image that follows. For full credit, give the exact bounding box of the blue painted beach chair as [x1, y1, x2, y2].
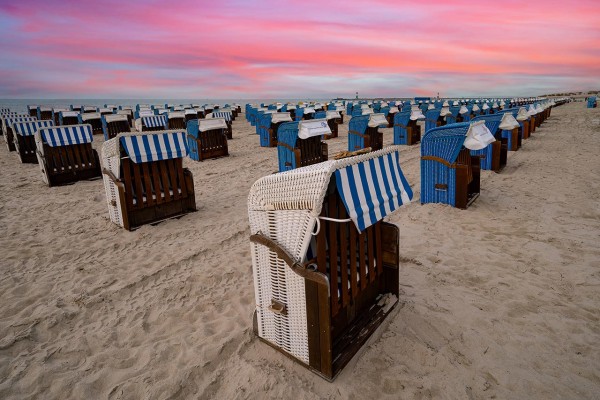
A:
[186, 118, 229, 161]
[424, 109, 442, 133]
[393, 110, 422, 145]
[420, 121, 496, 208]
[470, 114, 507, 172]
[277, 119, 329, 172]
[587, 96, 597, 108]
[3, 116, 37, 151]
[12, 120, 55, 163]
[101, 131, 195, 230]
[496, 110, 522, 151]
[348, 113, 387, 151]
[102, 114, 131, 140]
[35, 124, 101, 186]
[249, 145, 412, 380]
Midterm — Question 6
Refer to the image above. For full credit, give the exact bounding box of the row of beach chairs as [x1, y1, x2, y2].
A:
[1, 97, 567, 382]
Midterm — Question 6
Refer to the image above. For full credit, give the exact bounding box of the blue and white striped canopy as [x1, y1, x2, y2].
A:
[335, 150, 413, 232]
[13, 120, 55, 136]
[41, 125, 93, 147]
[212, 111, 231, 122]
[119, 131, 188, 164]
[141, 115, 167, 128]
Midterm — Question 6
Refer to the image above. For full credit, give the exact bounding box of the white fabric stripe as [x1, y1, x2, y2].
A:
[157, 134, 168, 160]
[166, 133, 177, 158]
[363, 161, 383, 223]
[382, 154, 400, 210]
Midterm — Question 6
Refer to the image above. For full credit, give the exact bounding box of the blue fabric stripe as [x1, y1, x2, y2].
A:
[357, 161, 377, 229]
[369, 158, 388, 220]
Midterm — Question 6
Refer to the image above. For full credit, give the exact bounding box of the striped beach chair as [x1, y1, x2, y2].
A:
[209, 110, 232, 139]
[186, 118, 229, 161]
[140, 115, 168, 132]
[79, 112, 103, 135]
[470, 114, 507, 172]
[277, 119, 329, 172]
[249, 146, 413, 380]
[101, 131, 196, 230]
[421, 121, 495, 208]
[35, 124, 101, 186]
[3, 116, 37, 151]
[348, 113, 388, 152]
[12, 120, 54, 163]
[102, 114, 131, 140]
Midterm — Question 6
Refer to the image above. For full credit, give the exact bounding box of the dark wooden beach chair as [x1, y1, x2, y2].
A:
[277, 120, 329, 172]
[35, 124, 102, 186]
[13, 120, 55, 163]
[102, 131, 196, 230]
[249, 146, 413, 380]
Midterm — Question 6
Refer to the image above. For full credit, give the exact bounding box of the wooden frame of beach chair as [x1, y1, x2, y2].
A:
[102, 114, 131, 141]
[3, 116, 37, 152]
[101, 131, 196, 231]
[53, 108, 70, 125]
[421, 123, 482, 209]
[277, 120, 329, 172]
[186, 118, 229, 161]
[249, 146, 413, 380]
[35, 124, 102, 186]
[13, 120, 55, 164]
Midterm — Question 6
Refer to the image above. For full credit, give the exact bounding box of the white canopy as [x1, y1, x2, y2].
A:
[499, 113, 520, 130]
[368, 113, 388, 127]
[198, 118, 227, 132]
[464, 120, 496, 150]
[271, 112, 292, 124]
[298, 118, 331, 139]
[325, 111, 340, 120]
[459, 105, 469, 114]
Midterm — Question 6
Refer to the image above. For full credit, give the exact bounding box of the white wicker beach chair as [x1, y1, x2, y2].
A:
[249, 146, 413, 380]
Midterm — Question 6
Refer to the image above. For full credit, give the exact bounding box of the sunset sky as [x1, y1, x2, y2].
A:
[0, 0, 598, 99]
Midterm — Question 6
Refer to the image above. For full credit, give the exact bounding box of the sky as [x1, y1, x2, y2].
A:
[0, 0, 599, 99]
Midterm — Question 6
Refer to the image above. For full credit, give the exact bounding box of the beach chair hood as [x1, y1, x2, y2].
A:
[368, 113, 388, 127]
[298, 119, 331, 139]
[464, 120, 495, 151]
[271, 112, 293, 124]
[499, 113, 520, 130]
[249, 145, 412, 236]
[39, 124, 93, 147]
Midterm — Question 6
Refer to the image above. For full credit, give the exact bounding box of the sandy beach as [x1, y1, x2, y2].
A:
[0, 102, 598, 399]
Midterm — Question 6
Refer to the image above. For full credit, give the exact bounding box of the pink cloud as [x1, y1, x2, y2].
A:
[0, 0, 598, 97]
